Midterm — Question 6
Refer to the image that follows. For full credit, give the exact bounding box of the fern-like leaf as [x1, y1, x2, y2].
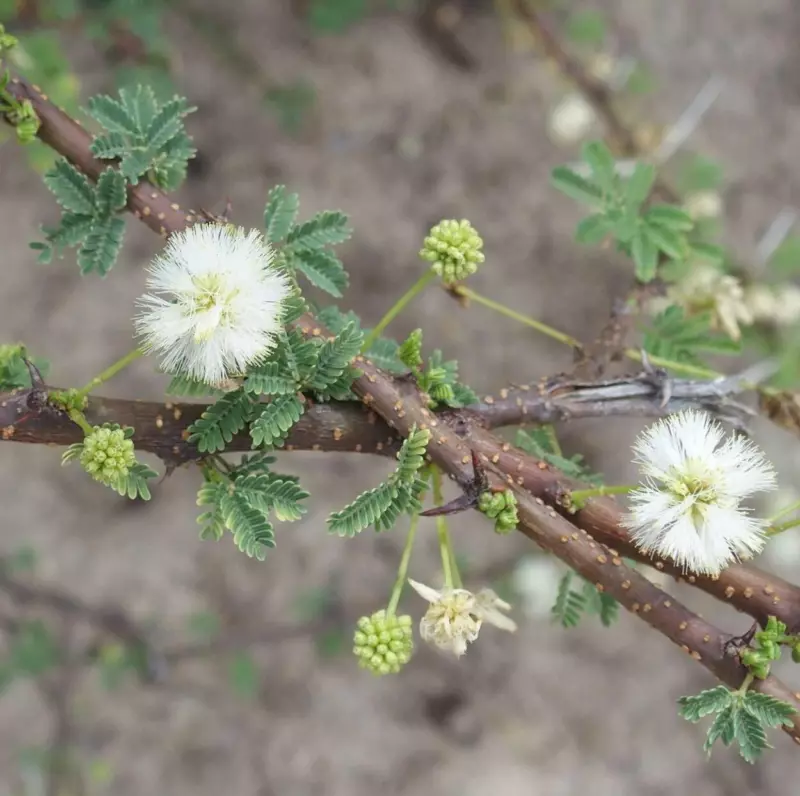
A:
[244, 362, 298, 396]
[187, 389, 253, 453]
[112, 462, 159, 500]
[86, 93, 138, 135]
[551, 572, 587, 628]
[165, 375, 224, 398]
[76, 217, 126, 276]
[290, 248, 349, 297]
[249, 395, 305, 448]
[286, 210, 352, 249]
[43, 160, 95, 215]
[310, 322, 363, 392]
[90, 132, 128, 160]
[328, 482, 398, 537]
[94, 168, 127, 219]
[264, 185, 300, 244]
[219, 490, 275, 560]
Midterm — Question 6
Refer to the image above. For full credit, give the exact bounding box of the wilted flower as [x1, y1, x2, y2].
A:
[665, 264, 753, 341]
[408, 579, 516, 657]
[136, 223, 292, 384]
[622, 410, 776, 576]
[744, 283, 800, 328]
[684, 191, 723, 220]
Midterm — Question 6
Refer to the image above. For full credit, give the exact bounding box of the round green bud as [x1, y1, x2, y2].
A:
[80, 425, 136, 487]
[494, 509, 518, 534]
[792, 645, 800, 664]
[420, 219, 485, 285]
[353, 610, 413, 675]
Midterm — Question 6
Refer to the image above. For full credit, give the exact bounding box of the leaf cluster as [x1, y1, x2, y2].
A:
[678, 685, 795, 763]
[515, 427, 603, 486]
[34, 159, 128, 274]
[264, 185, 352, 299]
[551, 141, 723, 282]
[187, 316, 364, 453]
[327, 425, 430, 537]
[196, 454, 309, 560]
[643, 305, 741, 366]
[551, 570, 619, 628]
[87, 85, 196, 190]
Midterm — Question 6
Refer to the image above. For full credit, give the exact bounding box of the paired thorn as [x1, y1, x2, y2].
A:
[419, 450, 488, 517]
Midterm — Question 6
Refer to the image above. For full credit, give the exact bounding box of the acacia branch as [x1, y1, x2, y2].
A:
[0, 367, 758, 461]
[7, 70, 800, 750]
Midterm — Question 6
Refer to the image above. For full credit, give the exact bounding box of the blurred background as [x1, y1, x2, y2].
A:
[2, 1, 800, 793]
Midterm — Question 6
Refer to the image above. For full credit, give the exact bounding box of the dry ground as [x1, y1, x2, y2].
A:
[2, 1, 800, 794]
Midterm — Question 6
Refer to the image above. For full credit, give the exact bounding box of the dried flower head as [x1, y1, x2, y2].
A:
[622, 410, 776, 576]
[665, 264, 753, 341]
[408, 579, 516, 657]
[136, 224, 292, 384]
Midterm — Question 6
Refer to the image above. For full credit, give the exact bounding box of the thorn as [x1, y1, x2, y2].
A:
[419, 449, 487, 517]
[723, 621, 759, 658]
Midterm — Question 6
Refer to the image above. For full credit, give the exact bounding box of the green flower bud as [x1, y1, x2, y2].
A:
[429, 382, 455, 404]
[353, 610, 413, 675]
[792, 645, 800, 664]
[494, 508, 518, 534]
[79, 424, 136, 487]
[420, 219, 485, 285]
[398, 329, 423, 369]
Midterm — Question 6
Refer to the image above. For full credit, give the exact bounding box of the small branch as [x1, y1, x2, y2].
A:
[0, 365, 760, 461]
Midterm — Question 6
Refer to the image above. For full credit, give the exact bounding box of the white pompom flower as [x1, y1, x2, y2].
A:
[408, 579, 516, 657]
[622, 410, 776, 576]
[135, 224, 292, 385]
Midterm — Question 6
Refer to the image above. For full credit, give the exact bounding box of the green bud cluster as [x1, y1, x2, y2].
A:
[0, 23, 17, 53]
[353, 610, 414, 675]
[479, 489, 518, 534]
[420, 219, 485, 285]
[80, 425, 136, 486]
[398, 329, 423, 369]
[740, 616, 800, 679]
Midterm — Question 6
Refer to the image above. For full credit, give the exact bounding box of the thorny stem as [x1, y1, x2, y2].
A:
[76, 347, 145, 399]
[361, 269, 438, 353]
[452, 285, 583, 349]
[386, 509, 423, 617]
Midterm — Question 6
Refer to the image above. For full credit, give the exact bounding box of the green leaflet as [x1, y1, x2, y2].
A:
[679, 685, 796, 763]
[86, 85, 196, 190]
[187, 389, 254, 454]
[196, 471, 308, 560]
[327, 426, 430, 537]
[264, 184, 300, 244]
[249, 395, 305, 449]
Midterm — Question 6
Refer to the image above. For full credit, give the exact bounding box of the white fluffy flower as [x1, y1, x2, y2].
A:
[136, 224, 291, 384]
[548, 94, 596, 145]
[408, 579, 516, 657]
[622, 410, 776, 576]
